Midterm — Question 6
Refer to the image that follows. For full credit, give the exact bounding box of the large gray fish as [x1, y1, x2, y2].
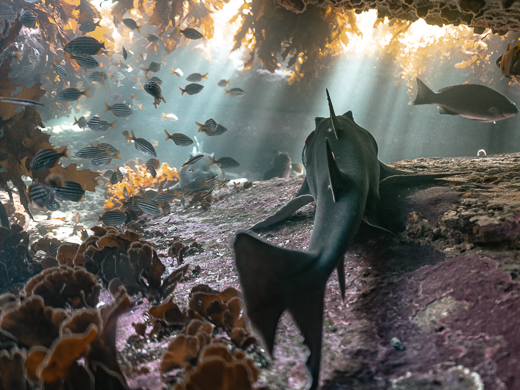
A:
[56, 88, 90, 101]
[64, 36, 105, 56]
[123, 130, 157, 157]
[411, 78, 518, 122]
[179, 83, 203, 96]
[105, 101, 132, 117]
[234, 90, 457, 390]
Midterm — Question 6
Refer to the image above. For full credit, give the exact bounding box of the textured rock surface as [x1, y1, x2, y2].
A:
[110, 152, 520, 389]
[278, 0, 520, 35]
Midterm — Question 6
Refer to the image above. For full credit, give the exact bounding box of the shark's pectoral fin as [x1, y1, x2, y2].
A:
[296, 177, 311, 197]
[438, 106, 458, 115]
[326, 138, 349, 202]
[234, 231, 324, 390]
[249, 194, 314, 231]
[336, 260, 346, 300]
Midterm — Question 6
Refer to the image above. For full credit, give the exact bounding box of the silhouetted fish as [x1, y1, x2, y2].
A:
[186, 73, 208, 82]
[105, 101, 132, 117]
[179, 83, 203, 96]
[31, 147, 69, 171]
[218, 79, 230, 87]
[122, 18, 141, 32]
[123, 130, 157, 157]
[64, 36, 105, 56]
[224, 88, 246, 97]
[56, 88, 90, 101]
[122, 46, 128, 60]
[209, 156, 240, 169]
[79, 20, 100, 33]
[164, 129, 194, 146]
[176, 27, 203, 40]
[54, 181, 85, 201]
[146, 33, 160, 42]
[73, 116, 87, 128]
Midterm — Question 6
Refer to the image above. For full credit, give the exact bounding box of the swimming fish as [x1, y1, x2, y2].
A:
[146, 158, 159, 178]
[53, 64, 68, 78]
[201, 124, 227, 137]
[99, 210, 126, 226]
[176, 27, 203, 40]
[20, 9, 37, 28]
[149, 76, 163, 85]
[143, 79, 165, 108]
[224, 88, 246, 97]
[64, 36, 105, 56]
[87, 115, 101, 131]
[96, 143, 118, 155]
[196, 118, 217, 133]
[234, 90, 457, 390]
[54, 181, 85, 201]
[110, 168, 124, 184]
[122, 46, 128, 60]
[123, 130, 157, 157]
[182, 154, 204, 167]
[46, 200, 60, 211]
[0, 97, 44, 107]
[164, 129, 194, 146]
[209, 156, 240, 169]
[142, 61, 161, 75]
[136, 198, 161, 216]
[99, 120, 117, 131]
[122, 18, 141, 33]
[186, 73, 208, 82]
[162, 113, 178, 121]
[66, 54, 99, 69]
[56, 88, 90, 101]
[91, 150, 120, 166]
[79, 20, 100, 33]
[411, 78, 518, 122]
[146, 33, 160, 42]
[179, 83, 204, 96]
[497, 43, 520, 83]
[105, 101, 133, 117]
[218, 79, 230, 87]
[28, 182, 55, 208]
[89, 71, 107, 84]
[171, 68, 183, 77]
[30, 147, 69, 171]
[76, 146, 102, 159]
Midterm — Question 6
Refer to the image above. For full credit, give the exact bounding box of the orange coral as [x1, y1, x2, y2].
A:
[104, 162, 178, 209]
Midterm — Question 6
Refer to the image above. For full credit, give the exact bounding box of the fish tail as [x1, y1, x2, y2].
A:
[203, 73, 208, 79]
[101, 42, 106, 50]
[137, 25, 141, 34]
[113, 150, 121, 160]
[83, 88, 91, 98]
[195, 122, 204, 132]
[175, 26, 181, 35]
[170, 68, 175, 75]
[411, 78, 436, 105]
[110, 120, 117, 129]
[104, 101, 110, 113]
[208, 156, 216, 166]
[164, 129, 171, 140]
[62, 144, 70, 161]
[179, 87, 185, 95]
[130, 130, 136, 140]
[73, 116, 78, 125]
[64, 52, 72, 62]
[224, 89, 229, 95]
[161, 97, 166, 103]
[234, 231, 324, 390]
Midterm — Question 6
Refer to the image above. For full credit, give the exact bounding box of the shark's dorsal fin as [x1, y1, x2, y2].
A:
[315, 117, 325, 127]
[325, 138, 346, 202]
[326, 89, 339, 140]
[343, 111, 354, 121]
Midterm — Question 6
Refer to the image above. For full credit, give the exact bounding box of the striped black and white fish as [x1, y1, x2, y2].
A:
[125, 196, 144, 212]
[73, 116, 87, 128]
[136, 198, 161, 216]
[123, 130, 157, 157]
[20, 10, 37, 28]
[28, 182, 55, 208]
[143, 79, 165, 108]
[91, 150, 120, 166]
[30, 147, 69, 171]
[75, 146, 102, 159]
[54, 181, 85, 202]
[87, 115, 101, 131]
[56, 88, 90, 101]
[146, 164, 157, 178]
[176, 27, 203, 40]
[160, 200, 171, 215]
[196, 118, 217, 133]
[145, 190, 158, 200]
[155, 192, 176, 204]
[182, 154, 204, 167]
[146, 158, 160, 169]
[97, 143, 118, 155]
[110, 168, 124, 184]
[164, 129, 193, 146]
[209, 156, 240, 169]
[53, 64, 68, 78]
[179, 83, 203, 96]
[186, 73, 208, 82]
[105, 101, 132, 117]
[99, 210, 126, 226]
[79, 20, 100, 33]
[64, 36, 105, 56]
[89, 71, 107, 84]
[67, 54, 99, 69]
[99, 120, 116, 131]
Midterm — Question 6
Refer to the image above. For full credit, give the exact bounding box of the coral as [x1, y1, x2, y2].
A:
[0, 347, 28, 390]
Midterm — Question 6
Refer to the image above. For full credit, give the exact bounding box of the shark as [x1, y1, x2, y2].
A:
[233, 90, 456, 390]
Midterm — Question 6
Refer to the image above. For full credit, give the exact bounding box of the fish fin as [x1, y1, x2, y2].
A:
[325, 138, 348, 203]
[379, 161, 413, 180]
[234, 231, 324, 390]
[65, 52, 72, 61]
[179, 87, 185, 96]
[104, 101, 110, 113]
[326, 89, 339, 140]
[203, 73, 208, 79]
[162, 97, 166, 103]
[411, 78, 436, 105]
[337, 261, 346, 300]
[73, 116, 78, 125]
[208, 156, 216, 166]
[83, 88, 90, 98]
[249, 194, 314, 231]
[224, 89, 229, 95]
[62, 144, 70, 160]
[171, 68, 175, 74]
[314, 117, 325, 127]
[176, 27, 181, 35]
[164, 129, 171, 140]
[508, 44, 511, 50]
[195, 122, 204, 132]
[137, 26, 141, 33]
[110, 121, 116, 129]
[295, 177, 311, 196]
[438, 106, 458, 115]
[343, 111, 354, 120]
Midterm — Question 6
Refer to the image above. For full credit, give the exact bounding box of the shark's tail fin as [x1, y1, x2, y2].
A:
[411, 78, 436, 105]
[234, 231, 325, 390]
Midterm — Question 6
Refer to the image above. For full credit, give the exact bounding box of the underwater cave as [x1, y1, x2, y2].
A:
[0, 0, 520, 388]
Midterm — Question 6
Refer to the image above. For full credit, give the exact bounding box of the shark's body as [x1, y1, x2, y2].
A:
[234, 91, 455, 390]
